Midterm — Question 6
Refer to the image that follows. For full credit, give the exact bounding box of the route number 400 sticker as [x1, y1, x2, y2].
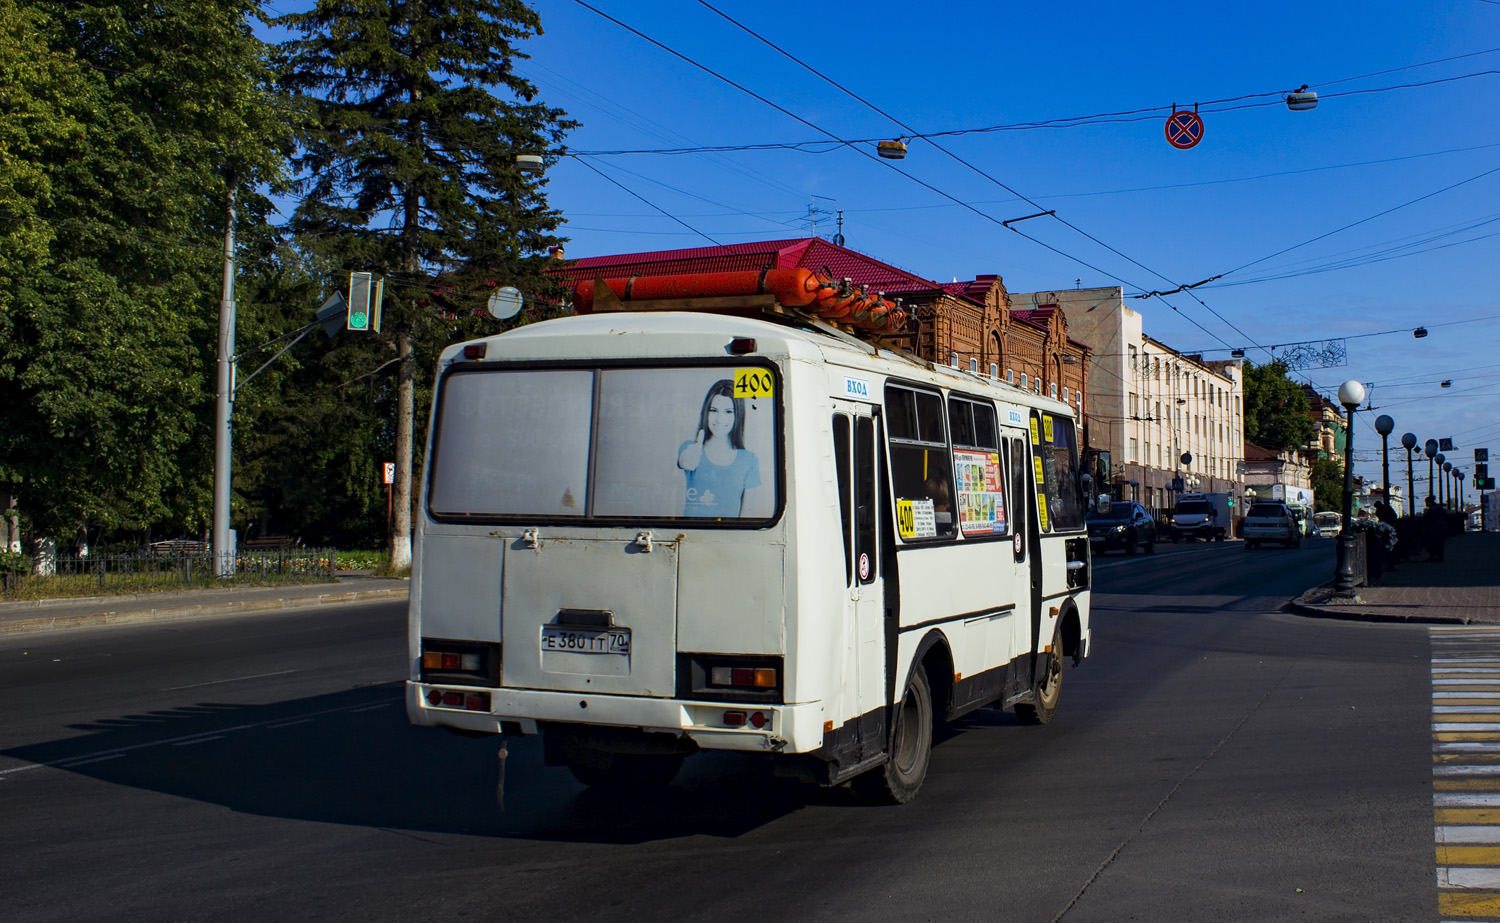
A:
[733, 368, 774, 398]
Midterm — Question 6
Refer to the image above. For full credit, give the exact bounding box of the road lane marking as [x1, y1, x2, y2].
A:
[161, 669, 300, 691]
[172, 736, 224, 746]
[1434, 627, 1500, 919]
[267, 718, 315, 729]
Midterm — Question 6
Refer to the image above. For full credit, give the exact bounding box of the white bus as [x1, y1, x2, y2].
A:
[408, 305, 1093, 803]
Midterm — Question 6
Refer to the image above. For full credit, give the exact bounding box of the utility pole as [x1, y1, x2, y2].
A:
[213, 174, 237, 577]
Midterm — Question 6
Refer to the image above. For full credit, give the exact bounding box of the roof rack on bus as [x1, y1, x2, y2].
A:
[572, 269, 912, 339]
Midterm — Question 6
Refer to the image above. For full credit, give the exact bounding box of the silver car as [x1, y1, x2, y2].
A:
[1243, 501, 1302, 549]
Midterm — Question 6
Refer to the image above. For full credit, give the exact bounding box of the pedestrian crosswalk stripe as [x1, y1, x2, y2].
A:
[1435, 627, 1500, 921]
[1438, 781, 1500, 792]
[1440, 827, 1500, 843]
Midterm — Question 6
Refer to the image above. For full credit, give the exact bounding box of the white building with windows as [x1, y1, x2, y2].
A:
[1009, 287, 1245, 517]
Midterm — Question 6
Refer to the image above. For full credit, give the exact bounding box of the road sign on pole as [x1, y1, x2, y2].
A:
[1478, 448, 1490, 463]
[1165, 107, 1205, 149]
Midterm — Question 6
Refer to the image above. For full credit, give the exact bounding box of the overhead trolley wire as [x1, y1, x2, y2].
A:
[687, 0, 1264, 356]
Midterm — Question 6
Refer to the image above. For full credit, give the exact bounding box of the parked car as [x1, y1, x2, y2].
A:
[1243, 501, 1302, 548]
[1088, 501, 1157, 555]
[1314, 511, 1341, 538]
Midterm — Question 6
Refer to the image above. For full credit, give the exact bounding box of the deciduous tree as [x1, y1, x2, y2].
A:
[1242, 360, 1317, 454]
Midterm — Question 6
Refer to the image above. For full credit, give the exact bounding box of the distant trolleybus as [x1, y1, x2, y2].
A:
[408, 273, 1093, 804]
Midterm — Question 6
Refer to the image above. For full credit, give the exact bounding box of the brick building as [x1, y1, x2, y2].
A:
[548, 237, 1091, 407]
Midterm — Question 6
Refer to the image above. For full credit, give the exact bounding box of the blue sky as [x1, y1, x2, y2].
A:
[515, 1, 1500, 490]
[279, 0, 1500, 490]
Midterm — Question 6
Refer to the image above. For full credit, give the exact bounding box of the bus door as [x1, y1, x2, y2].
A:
[832, 402, 885, 760]
[1015, 422, 1045, 674]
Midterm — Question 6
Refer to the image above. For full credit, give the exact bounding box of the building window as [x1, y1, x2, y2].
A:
[1129, 345, 1138, 371]
[990, 363, 999, 378]
[1050, 383, 1058, 398]
[1129, 438, 1138, 462]
[1129, 393, 1138, 417]
[951, 352, 959, 368]
[1063, 387, 1069, 403]
[970, 357, 979, 374]
[1020, 373, 1028, 390]
[1007, 369, 1014, 383]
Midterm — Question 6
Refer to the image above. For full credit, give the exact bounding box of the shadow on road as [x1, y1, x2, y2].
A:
[0, 683, 902, 843]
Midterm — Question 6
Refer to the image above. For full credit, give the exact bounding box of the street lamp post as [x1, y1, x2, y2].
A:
[1426, 439, 1439, 505]
[1437, 454, 1447, 508]
[1444, 462, 1454, 511]
[1334, 380, 1366, 596]
[1375, 415, 1394, 513]
[1401, 433, 1417, 517]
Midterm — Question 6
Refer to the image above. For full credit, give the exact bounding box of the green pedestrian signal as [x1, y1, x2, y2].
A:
[347, 271, 383, 332]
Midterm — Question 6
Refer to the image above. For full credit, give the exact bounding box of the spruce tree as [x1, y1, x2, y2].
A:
[274, 0, 576, 568]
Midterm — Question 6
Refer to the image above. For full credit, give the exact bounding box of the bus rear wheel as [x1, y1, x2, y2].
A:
[1016, 626, 1064, 726]
[854, 663, 932, 804]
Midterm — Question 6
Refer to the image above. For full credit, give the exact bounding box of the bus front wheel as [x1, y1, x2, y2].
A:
[1016, 625, 1064, 726]
[854, 663, 933, 804]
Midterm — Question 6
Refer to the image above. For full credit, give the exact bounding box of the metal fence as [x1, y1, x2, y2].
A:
[2, 547, 337, 597]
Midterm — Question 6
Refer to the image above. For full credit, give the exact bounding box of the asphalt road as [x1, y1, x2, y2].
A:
[0, 537, 1440, 922]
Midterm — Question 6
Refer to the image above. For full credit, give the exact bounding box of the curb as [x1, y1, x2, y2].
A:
[1284, 586, 1469, 626]
[0, 587, 409, 636]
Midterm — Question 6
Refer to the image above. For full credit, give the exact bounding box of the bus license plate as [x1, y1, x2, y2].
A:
[541, 627, 630, 655]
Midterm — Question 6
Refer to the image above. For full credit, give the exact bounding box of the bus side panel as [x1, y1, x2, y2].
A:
[891, 544, 1022, 691]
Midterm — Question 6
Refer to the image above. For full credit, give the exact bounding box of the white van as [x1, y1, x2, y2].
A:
[407, 308, 1093, 803]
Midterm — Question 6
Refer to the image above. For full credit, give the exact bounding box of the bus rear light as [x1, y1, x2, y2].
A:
[749, 711, 769, 729]
[422, 649, 482, 671]
[710, 666, 778, 688]
[723, 711, 747, 726]
[463, 343, 487, 360]
[425, 688, 489, 711]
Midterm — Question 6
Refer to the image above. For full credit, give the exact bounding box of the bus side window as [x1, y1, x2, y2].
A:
[884, 385, 956, 540]
[833, 414, 853, 586]
[855, 416, 877, 584]
[1010, 435, 1028, 562]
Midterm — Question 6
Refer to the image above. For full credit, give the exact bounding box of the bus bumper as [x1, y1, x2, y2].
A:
[406, 681, 825, 754]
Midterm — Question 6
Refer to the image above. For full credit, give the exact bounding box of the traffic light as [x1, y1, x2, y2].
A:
[347, 272, 384, 332]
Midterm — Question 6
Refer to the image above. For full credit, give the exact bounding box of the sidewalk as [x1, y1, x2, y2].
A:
[0, 573, 409, 635]
[1291, 530, 1500, 624]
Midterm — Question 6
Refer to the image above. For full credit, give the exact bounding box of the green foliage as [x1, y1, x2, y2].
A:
[0, 0, 573, 550]
[1242, 360, 1317, 453]
[1311, 457, 1344, 513]
[0, 0, 291, 538]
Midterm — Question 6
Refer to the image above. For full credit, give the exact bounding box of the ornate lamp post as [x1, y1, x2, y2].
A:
[1437, 454, 1447, 508]
[1426, 439, 1439, 505]
[1334, 380, 1366, 595]
[1444, 462, 1454, 511]
[1375, 415, 1394, 513]
[1401, 433, 1417, 517]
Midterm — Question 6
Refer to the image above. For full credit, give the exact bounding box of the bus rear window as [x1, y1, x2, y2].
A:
[428, 369, 594, 518]
[428, 365, 779, 523]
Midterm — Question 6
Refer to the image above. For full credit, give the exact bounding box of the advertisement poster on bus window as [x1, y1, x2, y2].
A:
[955, 450, 1007, 535]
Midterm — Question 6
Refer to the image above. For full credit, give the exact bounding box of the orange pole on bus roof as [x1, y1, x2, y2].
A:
[572, 269, 907, 334]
